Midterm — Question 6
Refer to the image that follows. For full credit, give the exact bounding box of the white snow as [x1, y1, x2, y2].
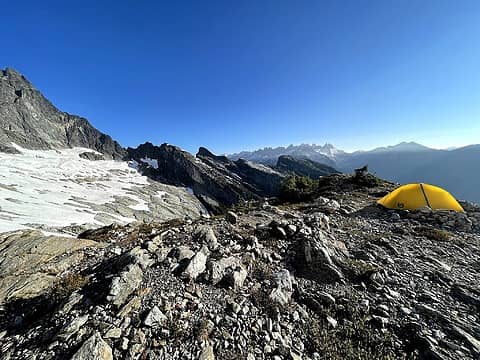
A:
[127, 194, 150, 211]
[0, 145, 155, 233]
[140, 157, 159, 169]
[312, 144, 343, 158]
[155, 191, 168, 200]
[128, 159, 140, 170]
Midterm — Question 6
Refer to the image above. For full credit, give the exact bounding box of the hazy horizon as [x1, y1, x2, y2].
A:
[225, 140, 479, 156]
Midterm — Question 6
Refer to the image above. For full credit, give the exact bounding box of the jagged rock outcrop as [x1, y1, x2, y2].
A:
[71, 332, 113, 360]
[126, 143, 285, 213]
[197, 146, 230, 163]
[0, 68, 125, 159]
[79, 151, 105, 160]
[276, 155, 340, 178]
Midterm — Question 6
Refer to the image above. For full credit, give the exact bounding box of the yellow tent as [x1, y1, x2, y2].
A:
[377, 183, 464, 212]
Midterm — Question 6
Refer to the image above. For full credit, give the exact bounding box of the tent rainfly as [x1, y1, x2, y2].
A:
[377, 183, 464, 212]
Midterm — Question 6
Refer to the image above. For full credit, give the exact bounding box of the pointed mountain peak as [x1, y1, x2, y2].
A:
[370, 141, 432, 153]
[0, 67, 125, 159]
[2, 66, 30, 80]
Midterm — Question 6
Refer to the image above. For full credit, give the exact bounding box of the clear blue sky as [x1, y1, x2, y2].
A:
[1, 0, 479, 153]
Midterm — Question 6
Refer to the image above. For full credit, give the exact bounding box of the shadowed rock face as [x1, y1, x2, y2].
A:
[276, 155, 341, 179]
[233, 158, 285, 195]
[0, 68, 125, 159]
[197, 146, 230, 163]
[126, 143, 286, 213]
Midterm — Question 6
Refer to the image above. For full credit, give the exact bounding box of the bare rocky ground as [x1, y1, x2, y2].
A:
[0, 175, 479, 360]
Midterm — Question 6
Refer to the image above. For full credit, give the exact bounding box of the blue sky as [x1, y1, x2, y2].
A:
[1, 0, 479, 153]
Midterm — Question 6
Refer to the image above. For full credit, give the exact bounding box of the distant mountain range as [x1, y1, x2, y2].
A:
[230, 142, 480, 203]
[230, 143, 343, 167]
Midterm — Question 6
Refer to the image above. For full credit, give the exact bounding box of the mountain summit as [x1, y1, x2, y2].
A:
[364, 141, 433, 154]
[0, 68, 125, 159]
[229, 143, 344, 166]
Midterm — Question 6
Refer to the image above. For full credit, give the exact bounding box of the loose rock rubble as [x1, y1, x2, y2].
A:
[0, 175, 479, 359]
[398, 202, 480, 232]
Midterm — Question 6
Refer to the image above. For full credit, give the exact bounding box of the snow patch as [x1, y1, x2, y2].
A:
[141, 157, 159, 169]
[128, 160, 140, 170]
[0, 145, 154, 233]
[127, 194, 150, 212]
[156, 191, 168, 200]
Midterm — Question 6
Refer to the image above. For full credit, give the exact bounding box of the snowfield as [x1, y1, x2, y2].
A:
[0, 145, 206, 234]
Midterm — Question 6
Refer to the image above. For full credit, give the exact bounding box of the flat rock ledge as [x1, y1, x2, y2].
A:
[0, 230, 103, 305]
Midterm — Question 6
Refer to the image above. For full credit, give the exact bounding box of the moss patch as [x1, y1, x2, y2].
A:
[415, 226, 452, 242]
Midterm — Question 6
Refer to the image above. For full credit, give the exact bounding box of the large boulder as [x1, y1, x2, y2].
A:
[71, 332, 113, 360]
[294, 233, 344, 283]
[269, 269, 294, 307]
[182, 246, 210, 280]
[207, 256, 242, 285]
[107, 264, 143, 307]
[0, 230, 102, 305]
[143, 306, 168, 328]
[224, 266, 248, 290]
[195, 226, 219, 251]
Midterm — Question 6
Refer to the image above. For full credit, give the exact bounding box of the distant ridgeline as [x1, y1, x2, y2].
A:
[229, 142, 480, 204]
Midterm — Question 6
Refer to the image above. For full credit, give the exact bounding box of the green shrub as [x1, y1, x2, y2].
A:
[351, 172, 384, 187]
[279, 175, 319, 203]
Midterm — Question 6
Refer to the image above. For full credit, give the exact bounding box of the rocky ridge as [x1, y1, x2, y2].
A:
[0, 68, 125, 159]
[127, 142, 286, 214]
[1, 174, 479, 359]
[276, 155, 340, 179]
[0, 68, 342, 227]
[230, 141, 480, 204]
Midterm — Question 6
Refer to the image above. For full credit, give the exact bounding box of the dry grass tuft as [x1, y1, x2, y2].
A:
[51, 273, 90, 300]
